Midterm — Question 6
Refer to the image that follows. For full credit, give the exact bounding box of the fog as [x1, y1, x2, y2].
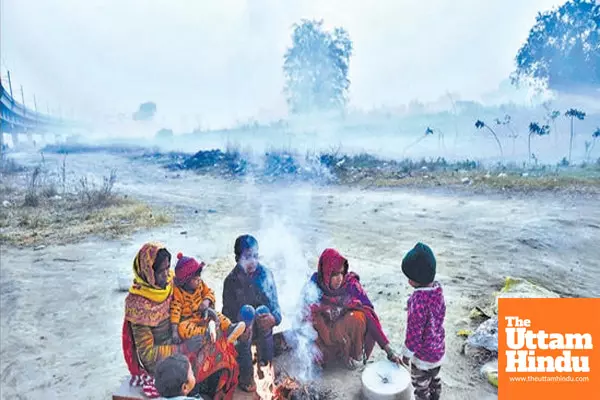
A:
[2, 0, 563, 130]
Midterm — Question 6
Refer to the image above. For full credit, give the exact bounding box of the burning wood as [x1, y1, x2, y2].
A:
[273, 375, 334, 400]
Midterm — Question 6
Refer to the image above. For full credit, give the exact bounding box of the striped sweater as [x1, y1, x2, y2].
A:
[170, 282, 216, 324]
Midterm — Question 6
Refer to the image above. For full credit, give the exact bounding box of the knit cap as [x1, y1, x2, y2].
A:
[401, 242, 436, 285]
[174, 252, 205, 286]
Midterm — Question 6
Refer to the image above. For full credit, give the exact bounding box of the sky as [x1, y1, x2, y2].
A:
[1, 0, 562, 130]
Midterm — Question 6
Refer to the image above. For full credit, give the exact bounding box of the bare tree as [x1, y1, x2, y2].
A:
[495, 115, 519, 156]
[585, 128, 600, 161]
[403, 127, 435, 156]
[475, 120, 503, 158]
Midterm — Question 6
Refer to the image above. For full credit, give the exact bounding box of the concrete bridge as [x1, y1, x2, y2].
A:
[1, 81, 76, 151]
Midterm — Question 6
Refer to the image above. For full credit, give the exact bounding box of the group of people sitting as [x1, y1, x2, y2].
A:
[121, 234, 446, 400]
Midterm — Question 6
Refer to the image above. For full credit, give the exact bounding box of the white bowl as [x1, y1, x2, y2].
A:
[361, 360, 412, 400]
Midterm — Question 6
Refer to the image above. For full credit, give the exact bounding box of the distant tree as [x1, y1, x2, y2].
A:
[528, 122, 550, 164]
[542, 102, 562, 143]
[133, 102, 157, 121]
[475, 120, 504, 158]
[511, 0, 600, 94]
[495, 115, 519, 156]
[586, 127, 600, 160]
[283, 19, 353, 114]
[565, 108, 586, 162]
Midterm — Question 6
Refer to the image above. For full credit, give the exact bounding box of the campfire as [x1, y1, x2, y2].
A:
[252, 332, 333, 399]
[252, 357, 333, 400]
[273, 375, 334, 400]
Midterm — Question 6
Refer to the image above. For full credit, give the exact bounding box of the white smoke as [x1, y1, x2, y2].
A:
[290, 280, 321, 382]
[254, 191, 324, 382]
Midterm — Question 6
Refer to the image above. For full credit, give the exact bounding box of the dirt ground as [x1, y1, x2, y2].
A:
[1, 152, 599, 400]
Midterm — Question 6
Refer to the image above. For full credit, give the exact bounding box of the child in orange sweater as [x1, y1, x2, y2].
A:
[170, 252, 245, 344]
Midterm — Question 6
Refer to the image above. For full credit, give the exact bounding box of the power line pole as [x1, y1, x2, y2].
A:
[20, 85, 25, 106]
[6, 70, 13, 97]
[34, 94, 38, 112]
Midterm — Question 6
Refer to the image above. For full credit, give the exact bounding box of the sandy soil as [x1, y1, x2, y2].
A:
[1, 152, 599, 400]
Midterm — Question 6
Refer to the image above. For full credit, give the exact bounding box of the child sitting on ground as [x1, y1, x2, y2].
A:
[400, 242, 446, 400]
[171, 252, 245, 344]
[222, 234, 282, 393]
[154, 354, 196, 399]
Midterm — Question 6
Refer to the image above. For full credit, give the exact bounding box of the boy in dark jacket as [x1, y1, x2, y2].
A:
[222, 234, 282, 392]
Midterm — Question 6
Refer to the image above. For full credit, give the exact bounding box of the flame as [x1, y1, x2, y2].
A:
[274, 376, 301, 399]
[252, 346, 276, 400]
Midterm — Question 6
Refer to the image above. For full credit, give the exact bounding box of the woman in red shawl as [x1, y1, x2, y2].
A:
[122, 242, 238, 399]
[301, 248, 401, 369]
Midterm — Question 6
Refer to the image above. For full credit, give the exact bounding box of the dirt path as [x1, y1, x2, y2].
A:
[1, 152, 599, 399]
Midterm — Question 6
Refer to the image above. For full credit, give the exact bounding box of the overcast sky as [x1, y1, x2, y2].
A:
[1, 0, 561, 129]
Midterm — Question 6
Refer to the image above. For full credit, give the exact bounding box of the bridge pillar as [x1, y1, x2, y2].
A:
[26, 131, 36, 148]
[11, 133, 19, 148]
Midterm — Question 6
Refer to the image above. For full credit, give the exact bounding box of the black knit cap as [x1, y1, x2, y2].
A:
[401, 242, 436, 285]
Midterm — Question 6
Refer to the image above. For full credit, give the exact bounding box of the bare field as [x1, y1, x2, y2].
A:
[1, 152, 598, 399]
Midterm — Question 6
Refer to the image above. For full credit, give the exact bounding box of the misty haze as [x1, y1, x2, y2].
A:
[1, 1, 599, 399]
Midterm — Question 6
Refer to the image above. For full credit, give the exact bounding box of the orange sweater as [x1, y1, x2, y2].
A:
[170, 282, 216, 324]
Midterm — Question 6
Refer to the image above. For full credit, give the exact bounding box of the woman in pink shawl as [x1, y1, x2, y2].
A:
[301, 248, 401, 369]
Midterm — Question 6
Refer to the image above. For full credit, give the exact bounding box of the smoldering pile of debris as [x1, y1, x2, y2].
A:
[168, 149, 335, 183]
[172, 149, 248, 176]
[168, 148, 482, 185]
[269, 332, 334, 399]
[274, 375, 335, 400]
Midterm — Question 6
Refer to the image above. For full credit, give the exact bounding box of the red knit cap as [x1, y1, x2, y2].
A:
[174, 252, 205, 286]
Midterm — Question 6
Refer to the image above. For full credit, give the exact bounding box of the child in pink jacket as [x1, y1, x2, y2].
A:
[400, 242, 446, 400]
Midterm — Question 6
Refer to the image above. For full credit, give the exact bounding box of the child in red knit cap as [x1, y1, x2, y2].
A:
[170, 252, 245, 344]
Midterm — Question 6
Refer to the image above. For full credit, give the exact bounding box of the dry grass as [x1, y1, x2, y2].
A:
[0, 161, 171, 247]
[0, 193, 170, 247]
[347, 168, 600, 194]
